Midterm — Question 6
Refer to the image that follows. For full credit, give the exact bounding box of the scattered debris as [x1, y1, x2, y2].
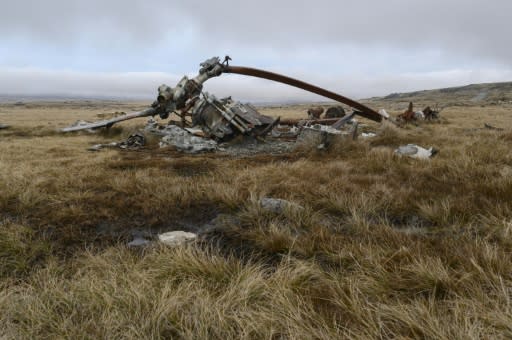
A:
[158, 231, 197, 247]
[59, 56, 416, 154]
[159, 125, 217, 153]
[325, 105, 346, 118]
[396, 103, 441, 123]
[297, 124, 348, 149]
[61, 56, 387, 140]
[88, 142, 118, 152]
[484, 123, 504, 131]
[307, 107, 324, 119]
[280, 117, 343, 126]
[119, 132, 146, 149]
[394, 144, 438, 159]
[422, 106, 441, 120]
[397, 102, 416, 123]
[218, 137, 295, 157]
[88, 132, 146, 151]
[0, 124, 9, 130]
[259, 197, 304, 214]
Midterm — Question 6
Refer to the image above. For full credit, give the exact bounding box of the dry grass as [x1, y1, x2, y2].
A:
[1, 100, 512, 338]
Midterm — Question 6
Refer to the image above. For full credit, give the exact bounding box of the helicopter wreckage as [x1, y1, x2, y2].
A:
[62, 56, 397, 153]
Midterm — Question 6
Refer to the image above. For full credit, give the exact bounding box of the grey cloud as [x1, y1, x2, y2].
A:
[1, 1, 511, 100]
[2, 0, 511, 64]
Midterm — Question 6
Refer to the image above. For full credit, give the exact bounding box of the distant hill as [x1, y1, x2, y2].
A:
[365, 82, 512, 108]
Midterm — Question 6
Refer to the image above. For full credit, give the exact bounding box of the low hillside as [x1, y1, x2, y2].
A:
[364, 82, 512, 110]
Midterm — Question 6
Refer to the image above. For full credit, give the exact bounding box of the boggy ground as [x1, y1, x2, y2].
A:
[1, 100, 512, 339]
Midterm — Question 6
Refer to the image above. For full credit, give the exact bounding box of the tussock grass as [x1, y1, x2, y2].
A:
[1, 102, 512, 338]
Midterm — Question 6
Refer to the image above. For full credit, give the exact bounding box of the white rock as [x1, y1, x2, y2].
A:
[361, 132, 377, 138]
[394, 144, 437, 160]
[158, 231, 197, 247]
[127, 237, 151, 247]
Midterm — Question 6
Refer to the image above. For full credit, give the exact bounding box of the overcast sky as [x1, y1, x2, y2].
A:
[1, 0, 511, 102]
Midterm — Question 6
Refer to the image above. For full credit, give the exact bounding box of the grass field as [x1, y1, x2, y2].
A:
[1, 98, 512, 339]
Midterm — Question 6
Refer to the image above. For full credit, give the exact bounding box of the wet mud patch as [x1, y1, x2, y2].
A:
[23, 201, 224, 256]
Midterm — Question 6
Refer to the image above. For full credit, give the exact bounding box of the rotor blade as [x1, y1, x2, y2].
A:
[223, 66, 383, 122]
[61, 107, 157, 132]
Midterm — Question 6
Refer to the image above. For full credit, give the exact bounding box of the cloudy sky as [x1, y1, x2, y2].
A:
[1, 0, 511, 102]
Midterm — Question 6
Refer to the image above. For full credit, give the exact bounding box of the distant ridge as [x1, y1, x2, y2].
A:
[368, 82, 512, 106]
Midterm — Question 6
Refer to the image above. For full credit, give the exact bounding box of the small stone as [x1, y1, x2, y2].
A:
[158, 231, 197, 247]
[127, 237, 151, 247]
[259, 197, 304, 214]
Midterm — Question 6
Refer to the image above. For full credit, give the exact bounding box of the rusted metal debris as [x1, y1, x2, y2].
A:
[422, 106, 440, 120]
[62, 56, 389, 141]
[223, 65, 384, 122]
[305, 105, 345, 120]
[396, 102, 441, 123]
[325, 105, 346, 118]
[397, 102, 416, 122]
[280, 117, 343, 126]
[307, 107, 324, 119]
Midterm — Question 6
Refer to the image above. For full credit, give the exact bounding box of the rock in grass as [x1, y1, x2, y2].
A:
[259, 197, 304, 214]
[158, 231, 197, 247]
[127, 237, 151, 247]
[394, 144, 438, 159]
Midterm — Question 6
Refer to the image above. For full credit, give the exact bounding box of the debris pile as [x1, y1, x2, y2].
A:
[61, 56, 390, 143]
[58, 56, 448, 155]
[297, 124, 353, 150]
[307, 107, 324, 119]
[159, 125, 217, 153]
[119, 132, 146, 149]
[325, 105, 346, 118]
